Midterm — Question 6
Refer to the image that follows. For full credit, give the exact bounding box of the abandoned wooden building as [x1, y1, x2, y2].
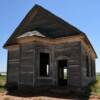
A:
[4, 5, 97, 91]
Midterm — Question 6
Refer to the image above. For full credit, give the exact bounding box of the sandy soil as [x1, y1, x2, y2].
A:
[0, 95, 69, 100]
[0, 94, 75, 100]
[0, 92, 100, 100]
[0, 92, 78, 100]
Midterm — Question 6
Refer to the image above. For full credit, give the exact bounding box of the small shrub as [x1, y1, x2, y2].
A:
[90, 76, 100, 96]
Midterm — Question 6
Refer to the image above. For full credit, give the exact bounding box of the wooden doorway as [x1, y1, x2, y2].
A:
[58, 60, 68, 86]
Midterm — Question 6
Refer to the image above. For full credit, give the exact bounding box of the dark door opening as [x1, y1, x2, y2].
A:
[40, 53, 50, 77]
[58, 60, 68, 86]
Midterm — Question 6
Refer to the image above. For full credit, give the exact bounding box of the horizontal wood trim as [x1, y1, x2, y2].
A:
[5, 45, 19, 51]
[6, 34, 96, 59]
[17, 35, 81, 44]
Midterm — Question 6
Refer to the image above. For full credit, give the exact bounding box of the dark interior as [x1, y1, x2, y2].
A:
[58, 60, 68, 86]
[40, 53, 50, 76]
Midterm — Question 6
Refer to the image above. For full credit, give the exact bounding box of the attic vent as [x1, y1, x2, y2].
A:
[17, 30, 46, 38]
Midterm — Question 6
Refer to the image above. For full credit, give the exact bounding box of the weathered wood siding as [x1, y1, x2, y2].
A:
[33, 41, 81, 88]
[81, 44, 96, 87]
[54, 42, 81, 87]
[19, 43, 35, 87]
[34, 44, 53, 87]
[7, 47, 20, 87]
[7, 41, 82, 89]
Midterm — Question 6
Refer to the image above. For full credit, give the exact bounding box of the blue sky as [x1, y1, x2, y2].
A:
[0, 0, 100, 72]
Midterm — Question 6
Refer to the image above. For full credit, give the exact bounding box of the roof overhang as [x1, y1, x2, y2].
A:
[3, 5, 97, 59]
[5, 34, 97, 59]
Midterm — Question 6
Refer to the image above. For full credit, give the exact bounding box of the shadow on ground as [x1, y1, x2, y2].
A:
[6, 87, 93, 100]
[5, 80, 99, 100]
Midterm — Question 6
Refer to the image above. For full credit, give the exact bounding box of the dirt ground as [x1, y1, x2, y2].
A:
[0, 92, 77, 100]
[0, 92, 100, 100]
[0, 95, 71, 100]
[0, 94, 76, 100]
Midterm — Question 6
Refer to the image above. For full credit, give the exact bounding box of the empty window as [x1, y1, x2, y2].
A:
[86, 55, 89, 77]
[93, 60, 95, 76]
[40, 53, 50, 77]
[91, 59, 95, 77]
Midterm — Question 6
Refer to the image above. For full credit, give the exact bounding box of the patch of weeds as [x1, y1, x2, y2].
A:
[0, 75, 6, 93]
[4, 97, 10, 100]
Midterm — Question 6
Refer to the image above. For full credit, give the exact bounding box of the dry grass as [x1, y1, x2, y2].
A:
[90, 75, 100, 96]
[0, 75, 6, 93]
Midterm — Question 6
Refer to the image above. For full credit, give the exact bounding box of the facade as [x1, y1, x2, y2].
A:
[4, 5, 97, 91]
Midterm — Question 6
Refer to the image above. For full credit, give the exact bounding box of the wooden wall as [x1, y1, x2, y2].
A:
[81, 43, 96, 87]
[54, 42, 81, 87]
[7, 47, 20, 87]
[7, 41, 84, 89]
[19, 43, 35, 87]
[34, 44, 53, 87]
[33, 41, 82, 88]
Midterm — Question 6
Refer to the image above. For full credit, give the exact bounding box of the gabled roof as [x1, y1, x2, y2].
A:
[3, 4, 97, 58]
[3, 4, 81, 47]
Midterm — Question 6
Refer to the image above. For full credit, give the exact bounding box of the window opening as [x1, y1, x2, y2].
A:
[40, 53, 50, 77]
